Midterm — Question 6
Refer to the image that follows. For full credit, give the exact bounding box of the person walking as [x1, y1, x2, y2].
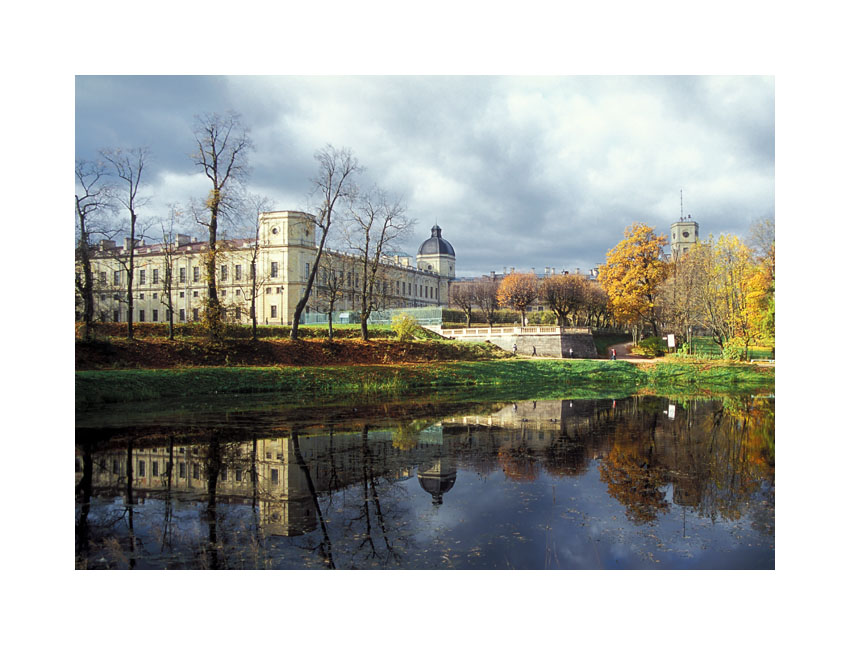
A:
[512, 343, 518, 354]
[532, 346, 537, 356]
[569, 347, 574, 359]
[611, 348, 617, 360]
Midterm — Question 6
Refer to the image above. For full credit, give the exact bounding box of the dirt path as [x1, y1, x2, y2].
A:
[606, 341, 663, 364]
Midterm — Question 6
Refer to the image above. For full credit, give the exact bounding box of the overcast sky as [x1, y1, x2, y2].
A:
[75, 75, 774, 277]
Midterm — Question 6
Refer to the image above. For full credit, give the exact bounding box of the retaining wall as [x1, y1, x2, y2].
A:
[480, 331, 597, 358]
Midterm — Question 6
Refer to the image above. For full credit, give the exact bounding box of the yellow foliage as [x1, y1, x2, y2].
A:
[599, 223, 668, 332]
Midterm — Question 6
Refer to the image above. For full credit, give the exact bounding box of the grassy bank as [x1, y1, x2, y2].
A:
[76, 359, 774, 409]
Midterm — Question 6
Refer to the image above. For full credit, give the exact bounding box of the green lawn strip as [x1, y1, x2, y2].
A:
[76, 359, 773, 409]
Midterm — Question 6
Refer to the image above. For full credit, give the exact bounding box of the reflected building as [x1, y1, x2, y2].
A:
[76, 396, 774, 538]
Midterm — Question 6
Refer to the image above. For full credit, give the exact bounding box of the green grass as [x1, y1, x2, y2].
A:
[686, 337, 774, 360]
[76, 358, 774, 410]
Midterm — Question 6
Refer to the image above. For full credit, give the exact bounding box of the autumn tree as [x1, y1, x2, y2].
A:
[747, 215, 775, 351]
[496, 272, 539, 326]
[191, 112, 252, 340]
[75, 160, 110, 340]
[291, 145, 361, 340]
[471, 278, 501, 328]
[344, 187, 413, 341]
[539, 273, 587, 326]
[449, 281, 476, 327]
[599, 223, 669, 339]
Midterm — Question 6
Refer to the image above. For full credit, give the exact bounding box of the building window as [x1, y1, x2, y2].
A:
[265, 287, 272, 294]
[276, 287, 282, 294]
[152, 268, 159, 284]
[271, 468, 279, 485]
[270, 305, 278, 318]
[193, 266, 200, 282]
[114, 271, 121, 286]
[192, 308, 199, 321]
[139, 269, 146, 285]
[113, 310, 119, 322]
[221, 265, 228, 281]
[139, 310, 145, 322]
[138, 460, 146, 477]
[235, 265, 242, 280]
[152, 461, 159, 477]
[193, 291, 199, 298]
[179, 267, 186, 283]
[305, 262, 310, 280]
[112, 459, 119, 475]
[221, 289, 226, 297]
[271, 262, 279, 278]
[100, 271, 107, 284]
[152, 309, 159, 322]
[179, 462, 186, 478]
[193, 463, 200, 480]
[235, 468, 243, 482]
[220, 467, 227, 481]
[179, 309, 185, 322]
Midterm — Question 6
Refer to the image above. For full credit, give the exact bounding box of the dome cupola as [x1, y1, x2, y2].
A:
[417, 224, 455, 257]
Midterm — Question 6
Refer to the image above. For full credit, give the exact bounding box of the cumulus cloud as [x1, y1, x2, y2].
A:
[75, 75, 774, 276]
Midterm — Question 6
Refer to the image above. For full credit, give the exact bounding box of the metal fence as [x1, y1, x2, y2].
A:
[300, 306, 444, 327]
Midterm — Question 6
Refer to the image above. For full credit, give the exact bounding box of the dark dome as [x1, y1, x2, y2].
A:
[417, 225, 455, 257]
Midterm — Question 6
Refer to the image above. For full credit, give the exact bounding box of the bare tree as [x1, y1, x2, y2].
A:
[239, 194, 274, 340]
[191, 112, 252, 339]
[344, 187, 414, 341]
[747, 215, 775, 282]
[291, 145, 361, 340]
[449, 281, 476, 327]
[539, 273, 587, 326]
[101, 147, 150, 339]
[75, 160, 110, 340]
[471, 278, 500, 328]
[314, 253, 349, 341]
[158, 207, 180, 340]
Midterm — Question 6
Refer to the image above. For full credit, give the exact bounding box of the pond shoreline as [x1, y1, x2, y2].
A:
[76, 359, 775, 409]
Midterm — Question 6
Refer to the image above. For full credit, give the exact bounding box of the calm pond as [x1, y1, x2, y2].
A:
[75, 394, 774, 569]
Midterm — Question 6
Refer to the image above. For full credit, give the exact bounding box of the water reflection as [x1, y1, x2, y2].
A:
[75, 395, 774, 569]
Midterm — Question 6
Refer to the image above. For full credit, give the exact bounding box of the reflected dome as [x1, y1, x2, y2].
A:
[417, 457, 457, 505]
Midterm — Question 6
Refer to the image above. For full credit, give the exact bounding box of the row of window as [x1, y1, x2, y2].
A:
[103, 264, 257, 287]
[105, 458, 281, 485]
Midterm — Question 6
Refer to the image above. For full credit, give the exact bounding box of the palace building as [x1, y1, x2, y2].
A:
[78, 211, 457, 325]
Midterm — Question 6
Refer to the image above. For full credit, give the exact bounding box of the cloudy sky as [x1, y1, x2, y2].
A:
[75, 75, 774, 278]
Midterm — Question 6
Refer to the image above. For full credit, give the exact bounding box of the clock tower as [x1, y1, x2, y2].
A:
[671, 215, 699, 260]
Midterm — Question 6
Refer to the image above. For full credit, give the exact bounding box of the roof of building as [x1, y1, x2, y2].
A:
[417, 225, 455, 257]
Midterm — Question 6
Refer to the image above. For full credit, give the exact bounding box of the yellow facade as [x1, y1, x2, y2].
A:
[79, 211, 455, 325]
